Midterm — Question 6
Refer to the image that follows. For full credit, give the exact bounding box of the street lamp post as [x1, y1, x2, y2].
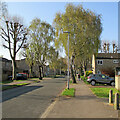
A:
[63, 31, 70, 89]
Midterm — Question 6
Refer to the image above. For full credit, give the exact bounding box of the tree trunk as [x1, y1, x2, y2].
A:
[83, 61, 87, 77]
[39, 66, 42, 80]
[12, 57, 16, 80]
[54, 69, 56, 77]
[30, 65, 33, 77]
[70, 64, 76, 83]
[60, 67, 61, 75]
[70, 54, 76, 83]
[42, 66, 44, 77]
[74, 65, 76, 76]
[83, 61, 86, 77]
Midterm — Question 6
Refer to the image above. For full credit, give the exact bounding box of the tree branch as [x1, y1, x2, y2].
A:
[1, 28, 8, 37]
[0, 35, 9, 42]
[17, 24, 23, 35]
[3, 44, 9, 49]
[6, 21, 13, 58]
[16, 36, 26, 53]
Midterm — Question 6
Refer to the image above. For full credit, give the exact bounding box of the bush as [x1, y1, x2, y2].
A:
[85, 71, 93, 77]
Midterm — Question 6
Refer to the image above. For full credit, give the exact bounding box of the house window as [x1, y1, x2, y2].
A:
[113, 60, 119, 64]
[97, 60, 103, 65]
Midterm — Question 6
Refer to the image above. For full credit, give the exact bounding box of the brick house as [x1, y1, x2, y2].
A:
[1, 56, 63, 80]
[16, 59, 29, 74]
[0, 56, 12, 81]
[92, 53, 120, 77]
[16, 59, 56, 77]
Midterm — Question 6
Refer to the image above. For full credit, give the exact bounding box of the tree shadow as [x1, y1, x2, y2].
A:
[2, 85, 43, 102]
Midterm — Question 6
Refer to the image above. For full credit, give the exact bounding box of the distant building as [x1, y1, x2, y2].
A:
[92, 53, 120, 77]
[0, 57, 12, 81]
[16, 59, 56, 77]
[16, 59, 29, 74]
[1, 56, 63, 81]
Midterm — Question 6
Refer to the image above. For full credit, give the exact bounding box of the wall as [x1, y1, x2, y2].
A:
[95, 59, 120, 77]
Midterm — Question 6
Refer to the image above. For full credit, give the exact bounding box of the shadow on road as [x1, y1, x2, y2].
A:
[2, 85, 43, 102]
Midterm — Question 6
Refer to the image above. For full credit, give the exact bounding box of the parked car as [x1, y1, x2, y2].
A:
[16, 73, 27, 80]
[87, 74, 115, 86]
[8, 76, 12, 80]
[8, 73, 28, 80]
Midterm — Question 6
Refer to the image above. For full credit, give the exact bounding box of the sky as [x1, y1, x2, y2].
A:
[0, 1, 118, 60]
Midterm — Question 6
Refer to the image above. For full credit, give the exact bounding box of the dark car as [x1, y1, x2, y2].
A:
[8, 73, 27, 80]
[87, 74, 115, 86]
[16, 73, 27, 80]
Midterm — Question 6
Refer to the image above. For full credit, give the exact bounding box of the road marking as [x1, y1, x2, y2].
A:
[40, 80, 67, 118]
[40, 98, 57, 118]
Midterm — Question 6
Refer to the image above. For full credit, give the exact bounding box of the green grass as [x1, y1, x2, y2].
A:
[61, 88, 75, 97]
[81, 76, 90, 85]
[2, 83, 30, 91]
[13, 80, 27, 82]
[0, 79, 28, 84]
[70, 80, 73, 84]
[90, 87, 120, 98]
[0, 80, 12, 84]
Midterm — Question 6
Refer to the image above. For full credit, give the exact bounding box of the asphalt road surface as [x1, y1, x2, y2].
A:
[2, 77, 66, 118]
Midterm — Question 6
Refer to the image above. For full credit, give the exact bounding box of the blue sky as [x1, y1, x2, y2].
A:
[0, 2, 118, 59]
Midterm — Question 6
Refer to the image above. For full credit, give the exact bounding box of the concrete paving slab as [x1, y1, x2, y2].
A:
[44, 81, 118, 118]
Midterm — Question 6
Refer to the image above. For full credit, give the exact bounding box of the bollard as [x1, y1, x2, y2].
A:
[114, 93, 119, 110]
[109, 89, 113, 104]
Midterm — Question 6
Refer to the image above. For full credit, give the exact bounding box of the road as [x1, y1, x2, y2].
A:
[2, 77, 66, 118]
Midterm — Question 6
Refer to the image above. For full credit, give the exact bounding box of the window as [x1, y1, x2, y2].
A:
[102, 75, 106, 79]
[113, 60, 119, 64]
[97, 60, 103, 65]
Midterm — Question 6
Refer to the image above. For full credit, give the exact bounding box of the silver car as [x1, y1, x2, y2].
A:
[87, 74, 115, 86]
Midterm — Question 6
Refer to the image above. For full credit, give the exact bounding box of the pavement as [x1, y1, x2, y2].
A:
[41, 80, 119, 118]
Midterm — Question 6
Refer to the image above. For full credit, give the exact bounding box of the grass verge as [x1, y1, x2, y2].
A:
[81, 76, 90, 85]
[0, 80, 29, 84]
[2, 83, 30, 91]
[61, 88, 75, 97]
[90, 87, 120, 98]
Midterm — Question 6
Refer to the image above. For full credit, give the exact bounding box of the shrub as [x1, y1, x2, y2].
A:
[85, 71, 93, 77]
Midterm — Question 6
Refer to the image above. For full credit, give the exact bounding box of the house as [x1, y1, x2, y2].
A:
[1, 56, 63, 81]
[0, 56, 12, 81]
[92, 53, 120, 77]
[16, 59, 29, 75]
[16, 59, 56, 77]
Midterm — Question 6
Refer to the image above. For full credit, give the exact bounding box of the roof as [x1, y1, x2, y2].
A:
[95, 53, 120, 59]
[0, 57, 12, 62]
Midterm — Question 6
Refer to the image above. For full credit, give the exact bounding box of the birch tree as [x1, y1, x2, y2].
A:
[27, 18, 54, 79]
[53, 3, 102, 82]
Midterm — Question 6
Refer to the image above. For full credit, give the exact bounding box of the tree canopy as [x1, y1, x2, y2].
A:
[53, 3, 102, 80]
[26, 18, 54, 79]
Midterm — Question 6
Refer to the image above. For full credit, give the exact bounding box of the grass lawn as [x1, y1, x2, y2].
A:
[61, 88, 75, 97]
[2, 83, 30, 91]
[0, 79, 29, 84]
[81, 76, 90, 85]
[90, 87, 120, 98]
[70, 80, 73, 84]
